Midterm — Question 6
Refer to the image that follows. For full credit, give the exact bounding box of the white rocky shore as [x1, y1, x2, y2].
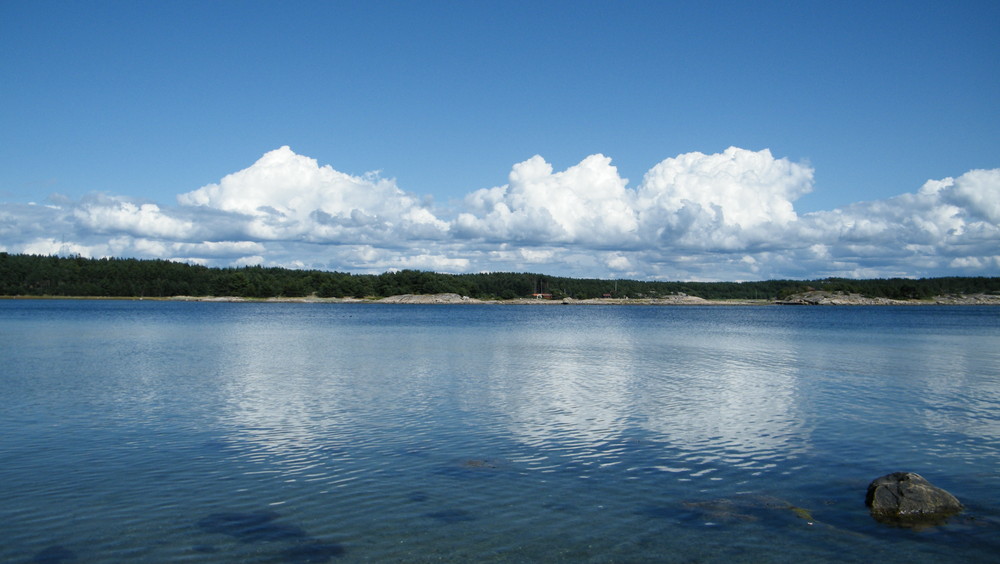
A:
[168, 293, 729, 304]
[380, 293, 735, 305]
[377, 293, 483, 304]
[168, 291, 999, 305]
[776, 290, 1000, 306]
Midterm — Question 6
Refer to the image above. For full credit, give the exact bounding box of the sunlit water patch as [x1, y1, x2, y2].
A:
[1, 301, 998, 562]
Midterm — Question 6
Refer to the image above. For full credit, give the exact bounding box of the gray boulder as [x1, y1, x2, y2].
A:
[866, 472, 963, 525]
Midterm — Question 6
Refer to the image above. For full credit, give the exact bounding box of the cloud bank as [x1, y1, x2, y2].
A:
[2, 146, 998, 280]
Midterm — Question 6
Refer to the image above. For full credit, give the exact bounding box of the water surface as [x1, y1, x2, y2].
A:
[1, 300, 998, 562]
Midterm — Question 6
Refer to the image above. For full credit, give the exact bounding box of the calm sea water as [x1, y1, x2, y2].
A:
[1, 300, 998, 563]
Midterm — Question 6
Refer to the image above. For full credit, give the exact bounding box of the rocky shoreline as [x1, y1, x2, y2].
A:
[164, 291, 1000, 306]
[774, 290, 1000, 306]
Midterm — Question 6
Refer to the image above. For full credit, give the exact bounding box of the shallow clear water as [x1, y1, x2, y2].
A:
[1, 300, 998, 563]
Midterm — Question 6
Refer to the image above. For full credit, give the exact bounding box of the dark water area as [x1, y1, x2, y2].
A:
[1, 300, 998, 562]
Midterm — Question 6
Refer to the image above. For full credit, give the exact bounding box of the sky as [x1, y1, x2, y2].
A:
[2, 0, 998, 281]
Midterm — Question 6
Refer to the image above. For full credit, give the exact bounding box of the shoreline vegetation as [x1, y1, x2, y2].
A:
[1, 253, 999, 305]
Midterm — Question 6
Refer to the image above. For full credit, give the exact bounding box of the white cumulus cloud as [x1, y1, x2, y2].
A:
[452, 147, 815, 254]
[178, 146, 448, 243]
[638, 147, 812, 228]
[454, 153, 639, 246]
[797, 168, 1000, 271]
[73, 194, 200, 240]
[634, 147, 813, 250]
[935, 168, 1000, 224]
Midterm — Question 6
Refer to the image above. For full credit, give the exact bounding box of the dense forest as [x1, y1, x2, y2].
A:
[2, 252, 999, 301]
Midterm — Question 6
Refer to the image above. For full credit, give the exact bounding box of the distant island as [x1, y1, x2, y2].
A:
[2, 253, 999, 304]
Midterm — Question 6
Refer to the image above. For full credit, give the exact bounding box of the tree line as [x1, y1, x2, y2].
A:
[1, 252, 998, 300]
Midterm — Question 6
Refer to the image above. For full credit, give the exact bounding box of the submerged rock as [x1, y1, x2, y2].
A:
[31, 545, 77, 564]
[681, 493, 815, 525]
[197, 511, 345, 561]
[197, 511, 308, 543]
[866, 472, 963, 526]
[461, 458, 500, 469]
[424, 508, 477, 523]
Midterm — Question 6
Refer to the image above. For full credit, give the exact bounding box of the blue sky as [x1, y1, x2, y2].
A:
[2, 1, 998, 281]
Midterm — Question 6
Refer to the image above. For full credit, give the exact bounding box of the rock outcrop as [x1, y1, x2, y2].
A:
[777, 291, 908, 305]
[865, 472, 963, 526]
[377, 293, 481, 304]
[779, 290, 1000, 305]
[932, 293, 1000, 305]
